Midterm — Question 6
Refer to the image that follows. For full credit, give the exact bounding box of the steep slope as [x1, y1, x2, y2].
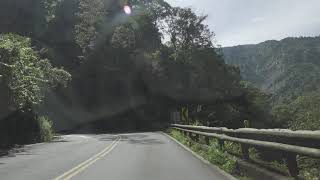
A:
[223, 36, 320, 104]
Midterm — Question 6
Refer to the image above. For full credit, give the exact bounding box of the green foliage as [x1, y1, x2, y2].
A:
[169, 129, 237, 174]
[144, 8, 244, 127]
[75, 0, 106, 52]
[0, 33, 71, 109]
[38, 116, 54, 142]
[272, 91, 320, 130]
[192, 103, 244, 128]
[166, 7, 214, 52]
[240, 81, 274, 127]
[224, 141, 242, 155]
[169, 129, 190, 146]
[206, 140, 237, 173]
[41, 0, 62, 22]
[298, 156, 320, 180]
[131, 0, 171, 20]
[111, 25, 136, 50]
[288, 92, 320, 130]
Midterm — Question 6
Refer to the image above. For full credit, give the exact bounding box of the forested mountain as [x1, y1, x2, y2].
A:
[223, 36, 320, 104]
[223, 36, 320, 129]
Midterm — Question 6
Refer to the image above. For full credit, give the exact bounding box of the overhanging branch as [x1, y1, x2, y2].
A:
[0, 62, 14, 68]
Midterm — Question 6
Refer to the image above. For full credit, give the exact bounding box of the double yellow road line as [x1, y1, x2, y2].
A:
[54, 136, 121, 180]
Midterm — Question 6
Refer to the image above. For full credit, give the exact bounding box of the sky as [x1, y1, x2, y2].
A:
[165, 0, 320, 47]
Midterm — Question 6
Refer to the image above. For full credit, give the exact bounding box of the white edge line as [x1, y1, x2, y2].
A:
[162, 132, 238, 180]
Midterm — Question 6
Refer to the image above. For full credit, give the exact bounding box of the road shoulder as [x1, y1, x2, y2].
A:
[163, 132, 238, 180]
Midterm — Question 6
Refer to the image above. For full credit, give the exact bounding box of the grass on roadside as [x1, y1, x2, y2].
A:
[168, 129, 320, 180]
[168, 129, 238, 174]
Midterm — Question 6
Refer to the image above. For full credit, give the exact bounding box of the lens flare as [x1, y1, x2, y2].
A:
[123, 5, 132, 15]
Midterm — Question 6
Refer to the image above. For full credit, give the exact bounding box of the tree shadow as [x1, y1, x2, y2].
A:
[0, 152, 8, 157]
[0, 146, 37, 158]
[48, 139, 70, 143]
[99, 133, 165, 145]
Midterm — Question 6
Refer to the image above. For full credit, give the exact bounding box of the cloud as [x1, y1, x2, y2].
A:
[165, 0, 320, 47]
[251, 17, 265, 23]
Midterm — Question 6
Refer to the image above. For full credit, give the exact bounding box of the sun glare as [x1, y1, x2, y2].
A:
[124, 5, 132, 15]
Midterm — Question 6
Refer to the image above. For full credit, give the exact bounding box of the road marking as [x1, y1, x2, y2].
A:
[53, 136, 121, 180]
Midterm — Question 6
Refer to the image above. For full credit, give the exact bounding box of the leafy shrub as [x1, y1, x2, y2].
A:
[170, 129, 190, 146]
[38, 116, 54, 142]
[225, 141, 242, 155]
[206, 140, 237, 173]
[298, 156, 320, 180]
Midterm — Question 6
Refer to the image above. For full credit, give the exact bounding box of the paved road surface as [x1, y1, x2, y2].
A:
[0, 132, 231, 180]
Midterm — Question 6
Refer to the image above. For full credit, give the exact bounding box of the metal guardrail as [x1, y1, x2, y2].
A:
[170, 124, 320, 178]
[171, 124, 320, 141]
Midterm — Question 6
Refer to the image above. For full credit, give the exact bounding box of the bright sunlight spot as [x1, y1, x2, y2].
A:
[123, 5, 132, 15]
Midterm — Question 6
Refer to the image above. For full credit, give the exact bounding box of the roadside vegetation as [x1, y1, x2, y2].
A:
[169, 129, 320, 180]
[38, 116, 54, 142]
[168, 129, 242, 177]
[0, 33, 70, 148]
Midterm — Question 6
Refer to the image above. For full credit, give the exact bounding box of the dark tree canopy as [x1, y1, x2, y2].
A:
[0, 0, 250, 132]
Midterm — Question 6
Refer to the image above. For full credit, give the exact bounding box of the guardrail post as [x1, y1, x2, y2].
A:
[183, 131, 187, 136]
[187, 132, 191, 140]
[194, 134, 199, 142]
[285, 153, 299, 177]
[205, 136, 210, 145]
[241, 144, 249, 160]
[218, 140, 225, 150]
[188, 132, 192, 146]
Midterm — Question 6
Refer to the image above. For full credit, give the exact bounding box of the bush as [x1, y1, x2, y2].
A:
[38, 116, 54, 142]
[206, 140, 237, 173]
[298, 156, 320, 180]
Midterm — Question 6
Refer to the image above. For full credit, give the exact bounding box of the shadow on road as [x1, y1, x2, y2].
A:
[0, 146, 32, 158]
[99, 132, 165, 145]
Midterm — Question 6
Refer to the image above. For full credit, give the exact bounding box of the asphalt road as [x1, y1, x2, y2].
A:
[0, 132, 231, 180]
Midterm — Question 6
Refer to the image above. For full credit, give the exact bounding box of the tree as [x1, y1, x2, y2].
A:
[75, 0, 106, 52]
[240, 81, 274, 128]
[166, 7, 214, 53]
[111, 25, 136, 50]
[0, 33, 71, 110]
[272, 91, 320, 130]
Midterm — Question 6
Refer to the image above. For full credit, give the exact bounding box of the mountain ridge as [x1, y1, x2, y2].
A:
[223, 36, 320, 104]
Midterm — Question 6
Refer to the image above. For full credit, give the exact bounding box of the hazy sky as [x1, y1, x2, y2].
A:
[165, 0, 320, 47]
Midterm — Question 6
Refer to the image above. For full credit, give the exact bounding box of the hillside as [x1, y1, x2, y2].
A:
[223, 36, 320, 104]
[1, 0, 249, 147]
[223, 37, 320, 130]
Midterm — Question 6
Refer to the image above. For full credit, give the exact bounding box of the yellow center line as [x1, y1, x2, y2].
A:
[53, 136, 121, 180]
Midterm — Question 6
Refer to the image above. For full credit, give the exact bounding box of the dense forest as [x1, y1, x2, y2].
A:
[1, 0, 268, 147]
[223, 36, 320, 130]
[1, 0, 317, 149]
